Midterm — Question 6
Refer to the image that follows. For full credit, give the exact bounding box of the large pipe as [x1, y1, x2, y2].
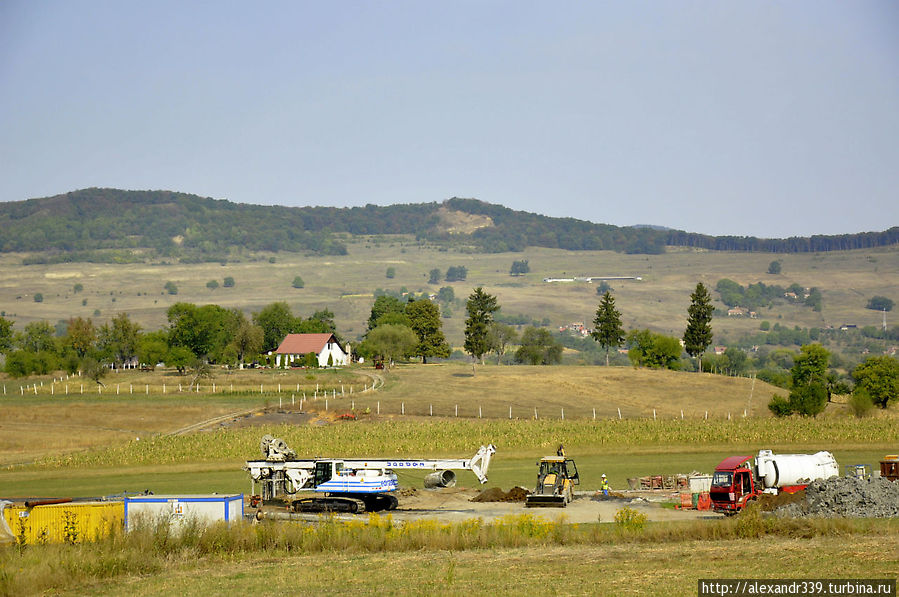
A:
[423, 470, 456, 489]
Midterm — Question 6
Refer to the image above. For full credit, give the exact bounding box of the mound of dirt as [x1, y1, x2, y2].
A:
[775, 476, 899, 518]
[471, 487, 530, 503]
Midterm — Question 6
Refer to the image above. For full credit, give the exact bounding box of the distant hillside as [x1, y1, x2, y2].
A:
[1, 188, 896, 263]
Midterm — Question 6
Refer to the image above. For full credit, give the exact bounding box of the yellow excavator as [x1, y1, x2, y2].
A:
[525, 454, 580, 507]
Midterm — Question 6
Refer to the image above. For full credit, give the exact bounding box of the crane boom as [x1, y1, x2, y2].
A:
[245, 437, 496, 513]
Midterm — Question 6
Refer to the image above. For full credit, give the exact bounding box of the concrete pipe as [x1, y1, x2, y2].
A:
[423, 470, 457, 489]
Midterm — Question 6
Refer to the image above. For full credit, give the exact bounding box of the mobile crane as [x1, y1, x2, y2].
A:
[245, 435, 496, 513]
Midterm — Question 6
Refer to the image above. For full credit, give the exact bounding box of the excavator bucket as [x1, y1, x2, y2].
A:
[525, 493, 567, 507]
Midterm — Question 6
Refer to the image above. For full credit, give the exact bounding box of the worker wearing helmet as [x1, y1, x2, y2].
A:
[601, 474, 610, 496]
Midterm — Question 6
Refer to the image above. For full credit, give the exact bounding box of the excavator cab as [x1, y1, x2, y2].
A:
[526, 456, 579, 507]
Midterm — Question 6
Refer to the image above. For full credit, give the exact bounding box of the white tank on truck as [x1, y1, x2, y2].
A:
[755, 449, 839, 489]
[710, 449, 840, 514]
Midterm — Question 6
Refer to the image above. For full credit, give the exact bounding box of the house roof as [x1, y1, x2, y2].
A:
[274, 333, 342, 355]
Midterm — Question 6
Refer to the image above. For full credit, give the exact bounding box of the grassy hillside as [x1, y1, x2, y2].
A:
[2, 239, 896, 353]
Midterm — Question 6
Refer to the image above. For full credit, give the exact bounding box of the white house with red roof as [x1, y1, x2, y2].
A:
[273, 333, 349, 368]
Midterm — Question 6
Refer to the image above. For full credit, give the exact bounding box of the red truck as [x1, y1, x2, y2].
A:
[710, 449, 839, 515]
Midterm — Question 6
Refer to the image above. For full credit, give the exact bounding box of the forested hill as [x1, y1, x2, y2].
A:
[1, 188, 897, 264]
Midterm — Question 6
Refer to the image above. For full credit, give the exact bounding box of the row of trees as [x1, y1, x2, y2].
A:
[590, 283, 714, 372]
[0, 301, 339, 379]
[768, 344, 898, 416]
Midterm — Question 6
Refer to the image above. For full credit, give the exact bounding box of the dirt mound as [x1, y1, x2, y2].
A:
[471, 487, 530, 503]
[775, 476, 899, 518]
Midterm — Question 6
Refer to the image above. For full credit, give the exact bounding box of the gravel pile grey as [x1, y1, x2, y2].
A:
[776, 476, 899, 518]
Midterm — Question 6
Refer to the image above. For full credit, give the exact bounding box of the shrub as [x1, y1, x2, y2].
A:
[768, 394, 792, 417]
[223, 276, 235, 288]
[206, 280, 219, 290]
[848, 389, 875, 418]
[164, 281, 178, 295]
[292, 276, 305, 289]
[33, 293, 43, 303]
[614, 506, 647, 532]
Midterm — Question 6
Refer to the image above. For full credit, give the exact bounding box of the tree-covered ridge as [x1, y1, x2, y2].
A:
[1, 188, 896, 262]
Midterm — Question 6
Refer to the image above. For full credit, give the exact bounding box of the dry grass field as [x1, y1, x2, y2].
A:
[1, 240, 897, 348]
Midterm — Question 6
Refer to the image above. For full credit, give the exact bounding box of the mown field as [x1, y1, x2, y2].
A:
[1, 240, 897, 348]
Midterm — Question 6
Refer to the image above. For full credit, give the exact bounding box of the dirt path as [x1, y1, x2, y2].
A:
[263, 487, 720, 525]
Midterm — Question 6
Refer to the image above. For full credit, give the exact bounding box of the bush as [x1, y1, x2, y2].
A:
[614, 506, 647, 532]
[206, 280, 219, 290]
[848, 389, 875, 418]
[292, 276, 305, 289]
[223, 276, 235, 288]
[164, 281, 178, 295]
[768, 394, 792, 417]
[33, 293, 43, 303]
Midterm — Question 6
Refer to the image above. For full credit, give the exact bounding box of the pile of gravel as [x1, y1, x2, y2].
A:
[776, 476, 899, 518]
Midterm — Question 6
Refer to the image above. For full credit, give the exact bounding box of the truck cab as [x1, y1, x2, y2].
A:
[709, 455, 757, 514]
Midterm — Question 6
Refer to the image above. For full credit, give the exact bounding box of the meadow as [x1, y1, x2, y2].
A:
[1, 240, 897, 349]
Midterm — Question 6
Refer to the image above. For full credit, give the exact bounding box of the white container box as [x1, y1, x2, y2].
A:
[124, 494, 243, 530]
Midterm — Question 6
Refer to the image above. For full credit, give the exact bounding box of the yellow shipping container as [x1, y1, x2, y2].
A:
[1, 501, 124, 545]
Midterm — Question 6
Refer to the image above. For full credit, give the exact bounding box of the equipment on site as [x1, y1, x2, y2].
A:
[525, 456, 580, 507]
[245, 435, 496, 514]
[709, 449, 838, 514]
[882, 455, 899, 482]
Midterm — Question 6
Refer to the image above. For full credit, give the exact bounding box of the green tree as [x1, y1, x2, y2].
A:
[361, 324, 418, 369]
[445, 266, 468, 282]
[292, 276, 305, 289]
[683, 282, 714, 372]
[167, 346, 194, 374]
[626, 329, 682, 370]
[591, 291, 625, 366]
[487, 322, 518, 364]
[0, 316, 13, 354]
[97, 313, 141, 367]
[428, 268, 442, 285]
[164, 281, 178, 295]
[137, 331, 169, 370]
[510, 259, 530, 276]
[4, 350, 33, 378]
[229, 318, 264, 367]
[33, 293, 43, 303]
[791, 344, 830, 389]
[65, 317, 96, 358]
[385, 267, 396, 279]
[73, 283, 84, 294]
[514, 327, 563, 365]
[253, 302, 296, 353]
[767, 260, 782, 275]
[866, 296, 894, 312]
[805, 287, 822, 312]
[852, 355, 899, 409]
[187, 357, 213, 390]
[788, 382, 828, 417]
[223, 276, 235, 288]
[22, 321, 56, 353]
[206, 279, 219, 290]
[367, 295, 406, 330]
[405, 299, 450, 364]
[81, 357, 107, 387]
[437, 286, 455, 304]
[464, 287, 499, 366]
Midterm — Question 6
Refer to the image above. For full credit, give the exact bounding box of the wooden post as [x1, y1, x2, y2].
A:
[617, 407, 621, 420]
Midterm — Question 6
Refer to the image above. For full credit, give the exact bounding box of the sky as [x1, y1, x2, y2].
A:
[1, 1, 897, 238]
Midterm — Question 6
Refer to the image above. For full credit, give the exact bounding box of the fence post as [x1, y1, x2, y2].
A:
[561, 407, 564, 421]
[430, 404, 433, 416]
[479, 405, 482, 419]
[402, 402, 405, 415]
[509, 405, 512, 419]
[534, 407, 538, 420]
[455, 404, 458, 417]
[617, 407, 621, 420]
[377, 401, 380, 415]
[325, 399, 328, 411]
[593, 408, 596, 420]
[653, 409, 656, 420]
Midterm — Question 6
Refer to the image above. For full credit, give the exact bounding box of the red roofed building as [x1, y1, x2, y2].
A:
[273, 333, 349, 368]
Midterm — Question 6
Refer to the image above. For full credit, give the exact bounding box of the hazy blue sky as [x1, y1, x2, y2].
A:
[1, 1, 897, 238]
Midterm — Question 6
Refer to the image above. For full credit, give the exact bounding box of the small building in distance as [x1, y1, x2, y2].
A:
[273, 333, 349, 368]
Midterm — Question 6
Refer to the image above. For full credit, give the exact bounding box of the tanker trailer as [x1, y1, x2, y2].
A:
[709, 449, 839, 515]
